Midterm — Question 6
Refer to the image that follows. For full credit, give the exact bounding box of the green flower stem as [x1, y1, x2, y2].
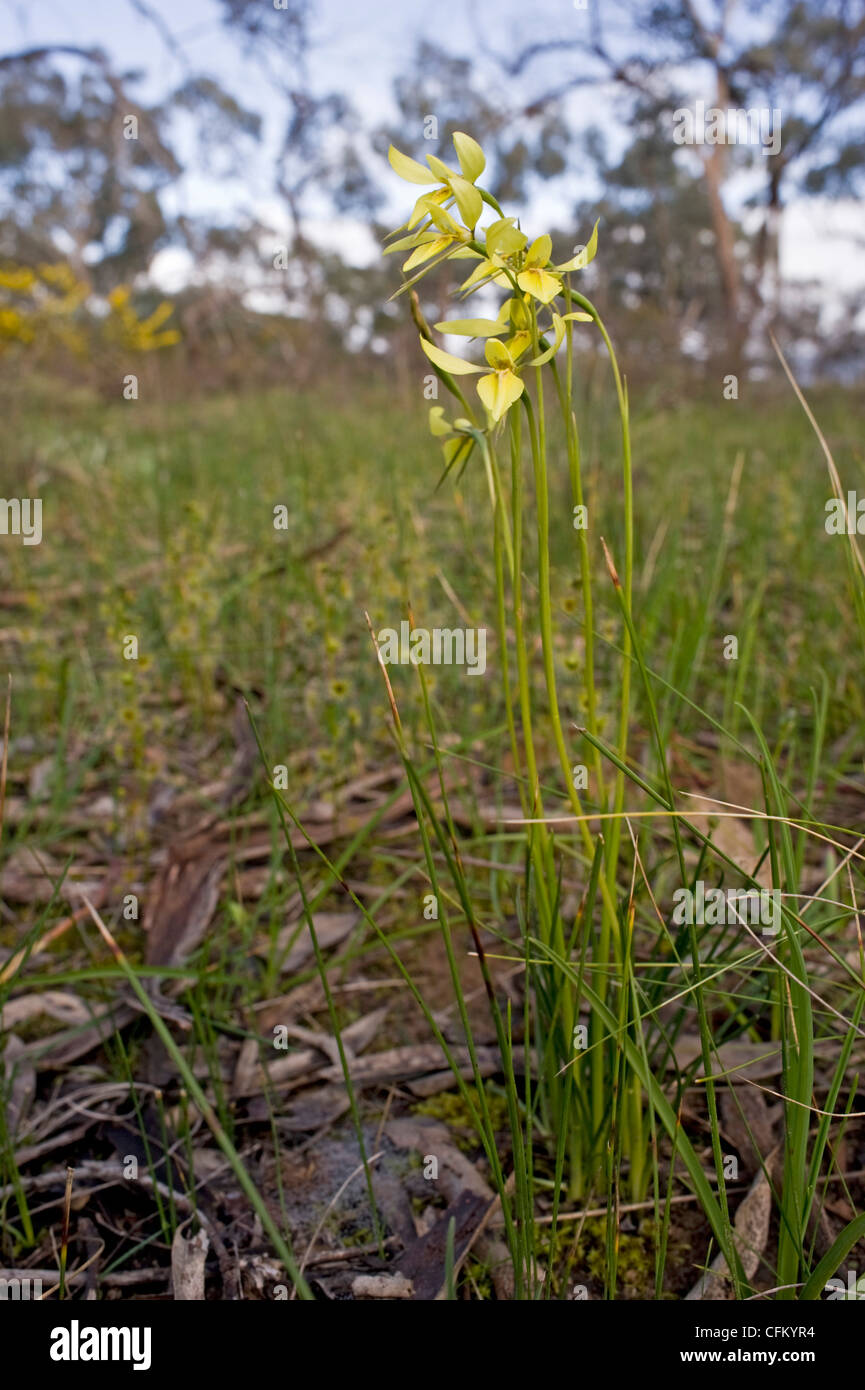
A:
[560, 291, 636, 1179]
[493, 461, 526, 817]
[566, 292, 634, 902]
[525, 312, 625, 1189]
[552, 353, 605, 803]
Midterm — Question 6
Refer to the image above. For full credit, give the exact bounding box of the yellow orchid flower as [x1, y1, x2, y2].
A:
[457, 221, 600, 307]
[477, 339, 525, 421]
[420, 292, 573, 426]
[419, 335, 525, 425]
[516, 235, 561, 305]
[388, 131, 487, 232]
[434, 298, 537, 374]
[456, 217, 526, 295]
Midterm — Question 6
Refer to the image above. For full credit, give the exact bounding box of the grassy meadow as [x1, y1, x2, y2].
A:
[2, 369, 865, 1301]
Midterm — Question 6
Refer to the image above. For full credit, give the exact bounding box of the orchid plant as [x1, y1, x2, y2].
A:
[375, 129, 847, 1302]
[383, 131, 649, 1260]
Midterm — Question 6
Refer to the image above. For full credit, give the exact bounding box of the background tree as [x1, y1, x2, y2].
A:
[491, 0, 865, 367]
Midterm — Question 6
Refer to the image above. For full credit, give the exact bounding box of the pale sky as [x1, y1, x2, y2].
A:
[1, 0, 861, 313]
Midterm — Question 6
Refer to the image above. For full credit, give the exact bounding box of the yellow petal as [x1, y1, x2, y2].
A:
[434, 316, 505, 337]
[449, 175, 482, 229]
[420, 337, 483, 375]
[388, 145, 438, 184]
[477, 370, 524, 423]
[528, 313, 565, 365]
[505, 330, 532, 360]
[453, 132, 486, 182]
[508, 297, 530, 329]
[426, 153, 456, 182]
[425, 202, 462, 234]
[484, 338, 514, 370]
[403, 235, 450, 271]
[525, 234, 552, 268]
[557, 220, 600, 272]
[383, 230, 428, 255]
[516, 267, 562, 305]
[459, 259, 511, 292]
[407, 188, 449, 229]
[486, 218, 528, 259]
